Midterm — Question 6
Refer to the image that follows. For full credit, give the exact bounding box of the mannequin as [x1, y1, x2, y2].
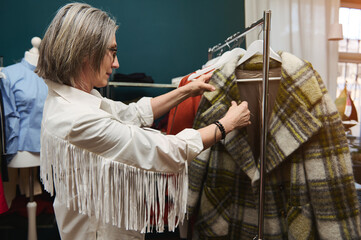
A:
[23, 37, 41, 68]
[8, 36, 42, 168]
[1, 36, 47, 240]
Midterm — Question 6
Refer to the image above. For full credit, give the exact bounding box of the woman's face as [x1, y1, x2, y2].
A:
[78, 34, 119, 92]
[95, 35, 119, 88]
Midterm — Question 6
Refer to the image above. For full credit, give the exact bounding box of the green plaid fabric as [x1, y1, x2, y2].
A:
[188, 52, 361, 240]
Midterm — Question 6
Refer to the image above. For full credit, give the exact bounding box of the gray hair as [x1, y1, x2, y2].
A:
[36, 2, 118, 86]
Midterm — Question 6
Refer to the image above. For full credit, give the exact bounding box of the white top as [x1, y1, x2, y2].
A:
[40, 80, 203, 233]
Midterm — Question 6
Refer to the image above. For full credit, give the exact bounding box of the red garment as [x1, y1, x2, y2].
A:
[166, 70, 215, 233]
[166, 75, 202, 135]
[150, 71, 214, 227]
[0, 173, 8, 214]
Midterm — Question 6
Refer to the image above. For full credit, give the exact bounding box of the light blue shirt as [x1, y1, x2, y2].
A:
[0, 58, 47, 162]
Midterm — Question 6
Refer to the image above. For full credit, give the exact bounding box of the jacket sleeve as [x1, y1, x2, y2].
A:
[67, 109, 203, 172]
[101, 97, 154, 128]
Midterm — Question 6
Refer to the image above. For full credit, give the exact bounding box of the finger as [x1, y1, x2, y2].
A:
[199, 72, 212, 83]
[203, 82, 215, 91]
[240, 101, 248, 107]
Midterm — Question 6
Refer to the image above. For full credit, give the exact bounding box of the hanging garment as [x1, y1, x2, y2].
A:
[0, 77, 8, 214]
[167, 74, 202, 135]
[167, 49, 245, 135]
[113, 72, 154, 83]
[0, 58, 47, 209]
[188, 52, 361, 239]
[0, 172, 8, 214]
[0, 83, 8, 181]
[0, 58, 48, 163]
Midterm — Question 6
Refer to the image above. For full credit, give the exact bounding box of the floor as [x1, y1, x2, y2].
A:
[0, 210, 182, 240]
[0, 212, 61, 240]
[0, 225, 180, 240]
[146, 230, 180, 240]
[0, 222, 181, 240]
[0, 187, 183, 240]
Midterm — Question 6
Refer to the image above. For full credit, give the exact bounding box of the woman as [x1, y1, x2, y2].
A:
[36, 2, 251, 240]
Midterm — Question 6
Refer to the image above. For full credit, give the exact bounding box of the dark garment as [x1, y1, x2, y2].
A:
[0, 84, 7, 181]
[113, 73, 154, 83]
[0, 87, 8, 214]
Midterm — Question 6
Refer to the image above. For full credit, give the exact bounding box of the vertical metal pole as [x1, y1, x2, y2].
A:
[29, 167, 34, 202]
[257, 10, 271, 240]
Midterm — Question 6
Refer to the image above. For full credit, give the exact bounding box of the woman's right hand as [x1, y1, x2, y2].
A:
[197, 100, 251, 150]
[219, 101, 251, 133]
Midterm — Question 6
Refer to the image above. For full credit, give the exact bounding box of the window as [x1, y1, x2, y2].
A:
[337, 0, 361, 136]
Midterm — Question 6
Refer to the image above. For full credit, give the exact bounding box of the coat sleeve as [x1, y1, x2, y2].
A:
[303, 80, 361, 239]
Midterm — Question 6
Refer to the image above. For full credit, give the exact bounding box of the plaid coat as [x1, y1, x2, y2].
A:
[188, 52, 361, 239]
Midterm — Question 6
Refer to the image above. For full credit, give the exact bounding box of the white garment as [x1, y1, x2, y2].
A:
[53, 197, 144, 240]
[40, 80, 203, 236]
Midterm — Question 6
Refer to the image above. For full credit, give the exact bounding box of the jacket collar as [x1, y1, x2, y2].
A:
[45, 79, 102, 108]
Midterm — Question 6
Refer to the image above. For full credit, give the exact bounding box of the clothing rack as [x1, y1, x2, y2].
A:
[208, 10, 272, 240]
[258, 11, 271, 240]
[207, 18, 263, 60]
[103, 82, 177, 98]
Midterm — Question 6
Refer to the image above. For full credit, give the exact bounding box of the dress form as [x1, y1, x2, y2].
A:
[23, 37, 41, 67]
[7, 36, 42, 240]
[8, 37, 42, 168]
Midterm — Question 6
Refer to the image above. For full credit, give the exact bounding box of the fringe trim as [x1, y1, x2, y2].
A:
[40, 130, 188, 233]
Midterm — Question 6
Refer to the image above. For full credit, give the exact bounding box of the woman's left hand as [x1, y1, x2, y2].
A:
[183, 72, 215, 97]
[151, 72, 215, 119]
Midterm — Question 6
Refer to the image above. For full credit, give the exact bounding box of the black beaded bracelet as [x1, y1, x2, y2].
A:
[214, 120, 226, 140]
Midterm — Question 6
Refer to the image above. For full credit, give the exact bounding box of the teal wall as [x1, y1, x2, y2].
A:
[0, 0, 245, 99]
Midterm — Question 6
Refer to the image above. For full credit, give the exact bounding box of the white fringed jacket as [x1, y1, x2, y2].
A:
[40, 80, 203, 233]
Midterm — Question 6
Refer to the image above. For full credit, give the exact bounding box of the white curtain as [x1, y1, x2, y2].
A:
[245, 0, 340, 99]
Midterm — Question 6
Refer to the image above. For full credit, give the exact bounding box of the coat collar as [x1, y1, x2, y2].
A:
[264, 52, 323, 174]
[200, 52, 325, 183]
